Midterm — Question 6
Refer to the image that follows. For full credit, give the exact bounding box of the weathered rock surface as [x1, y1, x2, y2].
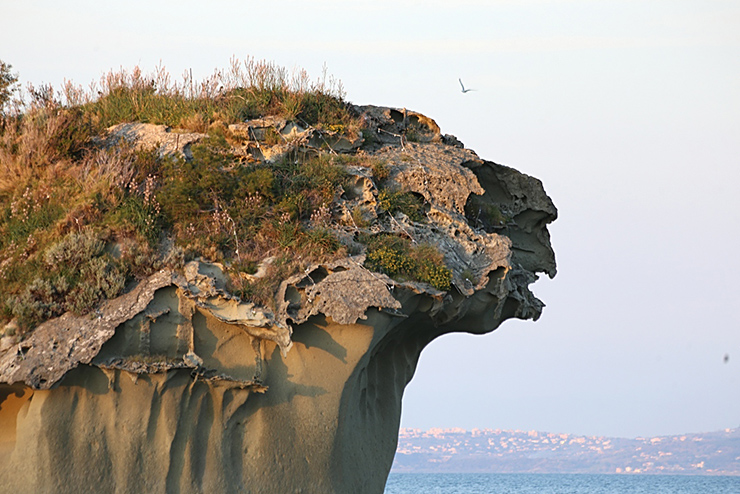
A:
[105, 122, 206, 159]
[0, 106, 556, 494]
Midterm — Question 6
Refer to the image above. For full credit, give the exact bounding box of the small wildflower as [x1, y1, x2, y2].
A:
[309, 204, 331, 226]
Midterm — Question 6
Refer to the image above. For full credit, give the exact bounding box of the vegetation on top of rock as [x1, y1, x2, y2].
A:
[56, 58, 352, 133]
[362, 234, 452, 291]
[0, 58, 454, 338]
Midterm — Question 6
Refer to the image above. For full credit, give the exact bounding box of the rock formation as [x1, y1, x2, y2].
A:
[0, 105, 556, 493]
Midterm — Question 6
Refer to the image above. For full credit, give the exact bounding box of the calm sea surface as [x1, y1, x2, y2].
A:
[383, 473, 740, 494]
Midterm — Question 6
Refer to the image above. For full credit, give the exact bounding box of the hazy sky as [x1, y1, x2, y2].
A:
[3, 0, 739, 438]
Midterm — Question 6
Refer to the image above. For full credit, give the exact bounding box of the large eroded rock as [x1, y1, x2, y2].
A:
[0, 106, 556, 494]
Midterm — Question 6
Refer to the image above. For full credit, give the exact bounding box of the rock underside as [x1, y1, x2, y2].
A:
[0, 105, 556, 494]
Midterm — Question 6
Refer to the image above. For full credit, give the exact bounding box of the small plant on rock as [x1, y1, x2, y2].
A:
[7, 228, 127, 330]
[363, 234, 451, 291]
[377, 189, 425, 222]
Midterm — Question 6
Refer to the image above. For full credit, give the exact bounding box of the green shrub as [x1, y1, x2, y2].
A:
[274, 155, 347, 199]
[360, 128, 379, 148]
[377, 189, 425, 221]
[113, 195, 163, 246]
[305, 227, 341, 257]
[351, 205, 370, 228]
[66, 257, 126, 314]
[7, 229, 128, 329]
[9, 276, 70, 328]
[118, 240, 159, 279]
[371, 161, 390, 182]
[405, 127, 419, 142]
[465, 194, 507, 229]
[363, 235, 451, 291]
[415, 260, 452, 291]
[364, 235, 414, 275]
[43, 228, 104, 268]
[460, 268, 478, 286]
[296, 90, 350, 128]
[243, 167, 276, 199]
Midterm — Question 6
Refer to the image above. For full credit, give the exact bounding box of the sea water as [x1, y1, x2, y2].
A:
[383, 473, 740, 494]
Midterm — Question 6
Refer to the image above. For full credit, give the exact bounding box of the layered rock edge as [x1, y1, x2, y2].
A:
[0, 106, 556, 494]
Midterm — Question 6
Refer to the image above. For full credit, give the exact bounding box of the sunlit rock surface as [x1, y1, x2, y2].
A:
[0, 105, 556, 494]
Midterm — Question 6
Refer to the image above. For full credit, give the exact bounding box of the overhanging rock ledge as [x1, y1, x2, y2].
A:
[0, 105, 556, 494]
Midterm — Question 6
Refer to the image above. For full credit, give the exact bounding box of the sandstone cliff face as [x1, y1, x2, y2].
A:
[0, 105, 556, 494]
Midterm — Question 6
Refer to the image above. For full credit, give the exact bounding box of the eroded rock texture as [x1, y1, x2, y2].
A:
[0, 106, 556, 494]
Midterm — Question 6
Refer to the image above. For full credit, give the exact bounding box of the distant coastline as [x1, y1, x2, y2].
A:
[392, 428, 740, 475]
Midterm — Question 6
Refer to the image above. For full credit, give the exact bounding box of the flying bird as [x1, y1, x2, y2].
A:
[724, 353, 730, 364]
[459, 78, 476, 93]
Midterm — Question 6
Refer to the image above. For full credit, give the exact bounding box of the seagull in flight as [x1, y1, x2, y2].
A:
[459, 78, 476, 93]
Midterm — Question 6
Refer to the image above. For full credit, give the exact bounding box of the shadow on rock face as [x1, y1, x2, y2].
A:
[259, 343, 329, 403]
[292, 315, 349, 364]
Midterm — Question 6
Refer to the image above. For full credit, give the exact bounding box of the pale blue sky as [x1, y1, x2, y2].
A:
[3, 0, 739, 438]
